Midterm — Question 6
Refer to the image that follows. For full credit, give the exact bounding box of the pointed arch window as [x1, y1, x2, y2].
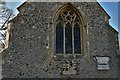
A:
[55, 4, 82, 55]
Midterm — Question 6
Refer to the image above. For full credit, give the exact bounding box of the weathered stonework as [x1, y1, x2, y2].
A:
[1, 2, 119, 78]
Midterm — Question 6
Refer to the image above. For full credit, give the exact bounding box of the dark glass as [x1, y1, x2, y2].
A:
[74, 23, 81, 54]
[56, 22, 63, 53]
[65, 23, 72, 54]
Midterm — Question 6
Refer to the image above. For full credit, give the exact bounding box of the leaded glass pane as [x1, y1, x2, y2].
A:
[56, 22, 63, 53]
[74, 23, 81, 54]
[55, 8, 81, 54]
[65, 23, 72, 54]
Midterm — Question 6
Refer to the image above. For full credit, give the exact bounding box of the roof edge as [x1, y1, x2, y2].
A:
[17, 2, 30, 12]
[109, 24, 118, 34]
[96, 2, 111, 19]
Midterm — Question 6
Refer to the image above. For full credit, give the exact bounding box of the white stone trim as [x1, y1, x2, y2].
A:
[94, 56, 110, 70]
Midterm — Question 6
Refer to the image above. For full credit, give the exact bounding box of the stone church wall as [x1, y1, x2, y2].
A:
[1, 2, 119, 78]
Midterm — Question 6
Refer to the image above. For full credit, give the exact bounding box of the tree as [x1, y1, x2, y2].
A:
[0, 0, 13, 50]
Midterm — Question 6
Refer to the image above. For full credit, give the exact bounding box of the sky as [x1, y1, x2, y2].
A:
[98, 2, 118, 31]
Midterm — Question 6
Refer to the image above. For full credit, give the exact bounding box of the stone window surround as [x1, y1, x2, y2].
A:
[51, 3, 88, 75]
[52, 3, 87, 60]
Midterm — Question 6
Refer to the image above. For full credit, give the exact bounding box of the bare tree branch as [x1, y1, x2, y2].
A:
[1, 10, 13, 29]
[0, 3, 13, 30]
[0, 0, 14, 50]
[0, 0, 6, 5]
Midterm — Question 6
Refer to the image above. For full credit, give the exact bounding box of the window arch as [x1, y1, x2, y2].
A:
[53, 3, 84, 55]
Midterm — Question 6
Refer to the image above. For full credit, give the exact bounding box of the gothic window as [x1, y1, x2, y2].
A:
[55, 6, 81, 55]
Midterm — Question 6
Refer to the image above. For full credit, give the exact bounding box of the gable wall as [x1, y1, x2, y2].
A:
[1, 2, 119, 78]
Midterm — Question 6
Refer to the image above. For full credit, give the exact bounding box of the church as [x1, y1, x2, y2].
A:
[1, 0, 119, 78]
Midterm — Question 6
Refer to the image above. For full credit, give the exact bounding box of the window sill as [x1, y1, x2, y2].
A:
[54, 54, 82, 61]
